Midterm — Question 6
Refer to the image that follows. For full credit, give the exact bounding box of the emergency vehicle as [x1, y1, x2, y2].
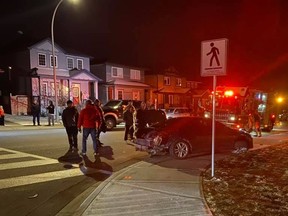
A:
[203, 86, 275, 132]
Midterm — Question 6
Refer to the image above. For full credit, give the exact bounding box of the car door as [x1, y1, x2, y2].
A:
[182, 118, 211, 154]
[214, 121, 237, 151]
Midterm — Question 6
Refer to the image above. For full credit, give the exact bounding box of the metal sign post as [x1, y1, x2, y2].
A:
[201, 38, 228, 177]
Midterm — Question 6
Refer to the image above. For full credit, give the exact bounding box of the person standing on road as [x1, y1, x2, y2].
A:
[31, 101, 41, 126]
[123, 105, 135, 142]
[46, 101, 55, 126]
[77, 99, 101, 156]
[253, 110, 262, 137]
[0, 105, 5, 126]
[94, 99, 106, 145]
[134, 101, 147, 138]
[62, 100, 79, 151]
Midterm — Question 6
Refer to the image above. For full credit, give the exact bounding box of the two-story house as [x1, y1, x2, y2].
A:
[90, 62, 150, 105]
[0, 38, 101, 115]
[145, 68, 202, 109]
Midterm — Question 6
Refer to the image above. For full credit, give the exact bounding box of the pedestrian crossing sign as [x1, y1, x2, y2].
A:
[201, 38, 228, 77]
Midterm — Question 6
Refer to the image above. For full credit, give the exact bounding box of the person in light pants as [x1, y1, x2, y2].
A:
[46, 101, 55, 126]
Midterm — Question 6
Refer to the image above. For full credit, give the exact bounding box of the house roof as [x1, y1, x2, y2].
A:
[106, 79, 150, 88]
[69, 69, 102, 81]
[154, 87, 191, 94]
[191, 89, 211, 97]
[92, 61, 150, 71]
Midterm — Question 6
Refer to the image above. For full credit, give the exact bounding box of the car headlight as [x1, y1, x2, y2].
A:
[153, 135, 162, 146]
[229, 115, 236, 121]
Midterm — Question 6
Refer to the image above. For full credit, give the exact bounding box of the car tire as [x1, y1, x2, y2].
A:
[105, 118, 116, 130]
[169, 139, 190, 159]
[233, 140, 248, 153]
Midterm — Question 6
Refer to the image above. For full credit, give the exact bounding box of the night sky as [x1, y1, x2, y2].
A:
[1, 0, 288, 92]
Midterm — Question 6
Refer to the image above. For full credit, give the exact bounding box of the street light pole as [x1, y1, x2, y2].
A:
[51, 0, 64, 123]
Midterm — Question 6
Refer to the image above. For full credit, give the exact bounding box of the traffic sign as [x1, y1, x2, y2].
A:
[201, 38, 228, 77]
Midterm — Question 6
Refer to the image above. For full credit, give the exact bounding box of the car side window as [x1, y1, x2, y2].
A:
[174, 109, 179, 114]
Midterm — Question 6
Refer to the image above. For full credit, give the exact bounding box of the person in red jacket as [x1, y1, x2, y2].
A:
[77, 99, 101, 156]
[0, 105, 5, 126]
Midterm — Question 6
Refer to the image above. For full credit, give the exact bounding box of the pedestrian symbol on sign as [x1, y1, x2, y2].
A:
[206, 42, 220, 67]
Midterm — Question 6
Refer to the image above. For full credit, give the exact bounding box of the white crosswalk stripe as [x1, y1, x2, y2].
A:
[0, 147, 105, 189]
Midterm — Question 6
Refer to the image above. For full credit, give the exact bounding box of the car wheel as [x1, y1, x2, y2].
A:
[105, 118, 116, 130]
[169, 139, 190, 159]
[233, 140, 248, 153]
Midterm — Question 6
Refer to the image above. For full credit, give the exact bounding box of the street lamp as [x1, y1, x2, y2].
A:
[51, 0, 79, 122]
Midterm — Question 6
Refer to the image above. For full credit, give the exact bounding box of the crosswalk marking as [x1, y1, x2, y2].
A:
[0, 167, 86, 189]
[0, 147, 106, 189]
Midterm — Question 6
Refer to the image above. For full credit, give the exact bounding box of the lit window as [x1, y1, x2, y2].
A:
[67, 58, 74, 69]
[164, 76, 170, 85]
[176, 78, 182, 86]
[41, 82, 48, 96]
[130, 69, 140, 80]
[51, 82, 60, 96]
[77, 59, 83, 70]
[38, 54, 46, 66]
[50, 55, 58, 67]
[111, 67, 123, 78]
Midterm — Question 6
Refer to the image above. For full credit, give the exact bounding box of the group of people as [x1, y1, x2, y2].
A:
[31, 100, 55, 126]
[62, 99, 105, 157]
[123, 101, 147, 142]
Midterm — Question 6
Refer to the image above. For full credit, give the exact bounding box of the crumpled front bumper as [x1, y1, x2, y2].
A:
[134, 138, 151, 152]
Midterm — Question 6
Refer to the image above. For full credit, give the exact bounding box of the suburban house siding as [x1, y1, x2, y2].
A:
[0, 38, 101, 115]
[91, 62, 150, 105]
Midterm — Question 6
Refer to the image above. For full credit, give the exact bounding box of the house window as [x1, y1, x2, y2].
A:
[67, 58, 74, 69]
[51, 82, 60, 96]
[77, 59, 83, 70]
[130, 69, 140, 80]
[38, 54, 46, 66]
[176, 78, 182, 86]
[117, 90, 123, 99]
[168, 95, 173, 105]
[164, 76, 170, 85]
[111, 67, 123, 78]
[50, 55, 58, 67]
[41, 82, 48, 96]
[187, 82, 191, 88]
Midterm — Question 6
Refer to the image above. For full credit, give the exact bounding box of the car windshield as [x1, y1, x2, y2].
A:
[166, 108, 175, 113]
[104, 100, 121, 108]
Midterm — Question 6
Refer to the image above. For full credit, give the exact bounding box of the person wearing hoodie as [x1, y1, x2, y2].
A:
[77, 99, 101, 156]
[62, 100, 79, 151]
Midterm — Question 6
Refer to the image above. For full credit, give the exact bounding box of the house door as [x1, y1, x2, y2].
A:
[71, 84, 80, 105]
[133, 91, 140, 100]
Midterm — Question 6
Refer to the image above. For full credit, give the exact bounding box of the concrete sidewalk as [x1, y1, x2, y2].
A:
[57, 155, 220, 216]
[3, 114, 62, 128]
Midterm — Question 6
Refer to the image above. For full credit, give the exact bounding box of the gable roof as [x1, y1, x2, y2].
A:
[69, 69, 102, 81]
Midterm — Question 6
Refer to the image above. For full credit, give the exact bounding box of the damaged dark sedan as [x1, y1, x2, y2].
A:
[134, 113, 253, 159]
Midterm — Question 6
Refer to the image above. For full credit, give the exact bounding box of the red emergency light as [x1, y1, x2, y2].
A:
[224, 90, 234, 97]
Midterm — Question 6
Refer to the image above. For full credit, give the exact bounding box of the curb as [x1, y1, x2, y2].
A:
[56, 160, 146, 216]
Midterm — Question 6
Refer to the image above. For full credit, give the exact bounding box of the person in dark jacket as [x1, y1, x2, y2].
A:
[94, 99, 105, 145]
[62, 100, 79, 151]
[31, 101, 41, 126]
[123, 105, 135, 141]
[46, 101, 55, 126]
[134, 101, 147, 138]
